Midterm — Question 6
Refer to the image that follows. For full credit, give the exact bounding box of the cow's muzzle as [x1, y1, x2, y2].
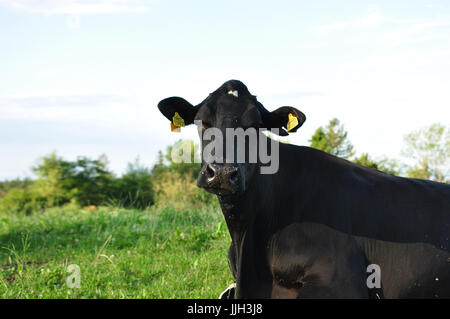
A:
[197, 163, 242, 195]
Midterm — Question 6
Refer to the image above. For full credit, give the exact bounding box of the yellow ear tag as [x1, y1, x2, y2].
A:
[286, 113, 299, 132]
[173, 112, 185, 127]
[170, 112, 185, 132]
[170, 122, 181, 132]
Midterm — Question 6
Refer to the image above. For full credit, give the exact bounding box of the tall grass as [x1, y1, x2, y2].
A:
[0, 205, 232, 298]
[153, 171, 218, 211]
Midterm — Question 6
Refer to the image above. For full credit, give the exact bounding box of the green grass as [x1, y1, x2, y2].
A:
[0, 205, 233, 298]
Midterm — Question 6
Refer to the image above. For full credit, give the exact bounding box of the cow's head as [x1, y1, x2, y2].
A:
[158, 80, 306, 196]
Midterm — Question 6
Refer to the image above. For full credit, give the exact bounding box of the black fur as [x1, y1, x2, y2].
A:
[158, 80, 450, 299]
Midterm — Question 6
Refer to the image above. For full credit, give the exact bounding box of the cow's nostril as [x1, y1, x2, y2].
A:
[206, 164, 216, 180]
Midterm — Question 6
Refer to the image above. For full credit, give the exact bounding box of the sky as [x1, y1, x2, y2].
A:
[0, 0, 449, 179]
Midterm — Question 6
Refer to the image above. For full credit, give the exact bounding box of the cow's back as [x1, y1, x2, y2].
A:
[264, 144, 450, 298]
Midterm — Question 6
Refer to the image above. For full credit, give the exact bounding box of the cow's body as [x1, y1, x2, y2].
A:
[158, 79, 450, 298]
[224, 142, 450, 298]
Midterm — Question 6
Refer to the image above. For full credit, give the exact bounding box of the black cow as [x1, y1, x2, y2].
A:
[158, 80, 450, 299]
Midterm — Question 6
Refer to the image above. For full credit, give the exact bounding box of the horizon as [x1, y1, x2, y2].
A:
[1, 0, 450, 180]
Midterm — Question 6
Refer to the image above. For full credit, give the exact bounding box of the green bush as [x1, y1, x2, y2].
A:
[0, 184, 72, 215]
[0, 153, 157, 214]
[32, 152, 114, 207]
[108, 158, 154, 209]
[152, 139, 201, 178]
[0, 188, 34, 215]
[0, 139, 216, 214]
[153, 171, 217, 210]
[0, 178, 33, 195]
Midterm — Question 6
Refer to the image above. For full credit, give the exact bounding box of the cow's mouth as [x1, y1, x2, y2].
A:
[201, 185, 238, 196]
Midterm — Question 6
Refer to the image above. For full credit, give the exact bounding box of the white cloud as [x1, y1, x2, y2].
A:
[424, 4, 444, 9]
[313, 22, 348, 36]
[0, 93, 126, 109]
[0, 0, 149, 15]
[0, 93, 131, 125]
[67, 14, 81, 29]
[306, 9, 450, 161]
[341, 18, 450, 69]
[355, 6, 382, 27]
[313, 4, 383, 35]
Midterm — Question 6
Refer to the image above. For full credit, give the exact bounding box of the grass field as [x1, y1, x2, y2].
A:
[0, 205, 233, 298]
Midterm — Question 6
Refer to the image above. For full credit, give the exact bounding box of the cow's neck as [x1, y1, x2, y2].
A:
[217, 144, 331, 235]
[216, 144, 346, 247]
[217, 178, 281, 244]
[218, 190, 272, 297]
[217, 194, 250, 243]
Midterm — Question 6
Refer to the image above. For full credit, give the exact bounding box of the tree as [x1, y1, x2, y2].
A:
[309, 118, 355, 159]
[402, 123, 450, 183]
[111, 157, 154, 209]
[150, 140, 217, 209]
[353, 153, 403, 176]
[152, 139, 201, 178]
[353, 153, 379, 170]
[0, 152, 157, 214]
[31, 152, 76, 207]
[31, 152, 116, 207]
[68, 155, 115, 206]
[0, 178, 33, 196]
[375, 157, 404, 176]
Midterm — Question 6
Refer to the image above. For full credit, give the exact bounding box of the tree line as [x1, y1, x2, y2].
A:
[0, 119, 448, 214]
[310, 119, 449, 183]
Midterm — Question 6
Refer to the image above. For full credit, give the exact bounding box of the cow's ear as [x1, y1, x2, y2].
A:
[262, 106, 306, 136]
[158, 97, 198, 126]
